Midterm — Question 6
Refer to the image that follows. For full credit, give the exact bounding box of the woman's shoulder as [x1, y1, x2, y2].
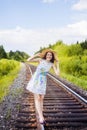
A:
[39, 58, 44, 62]
[38, 59, 46, 64]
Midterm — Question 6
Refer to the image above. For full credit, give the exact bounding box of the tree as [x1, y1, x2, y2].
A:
[9, 50, 14, 59]
[67, 44, 83, 56]
[80, 40, 87, 49]
[0, 45, 7, 59]
[8, 50, 29, 61]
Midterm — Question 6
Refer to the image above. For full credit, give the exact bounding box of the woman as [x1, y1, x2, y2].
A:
[26, 49, 60, 124]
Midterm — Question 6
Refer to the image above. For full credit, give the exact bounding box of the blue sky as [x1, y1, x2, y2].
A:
[0, 0, 87, 55]
[0, 0, 73, 29]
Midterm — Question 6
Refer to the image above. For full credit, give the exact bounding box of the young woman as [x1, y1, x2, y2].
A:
[26, 49, 60, 124]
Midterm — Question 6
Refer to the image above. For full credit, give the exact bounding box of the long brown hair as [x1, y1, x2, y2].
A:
[42, 51, 55, 63]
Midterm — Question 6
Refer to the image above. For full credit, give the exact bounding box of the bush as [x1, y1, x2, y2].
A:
[59, 56, 87, 77]
[67, 44, 83, 56]
[0, 59, 20, 102]
[0, 59, 19, 76]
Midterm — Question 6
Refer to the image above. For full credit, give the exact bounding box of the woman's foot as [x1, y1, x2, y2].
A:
[39, 119, 46, 124]
[39, 117, 46, 124]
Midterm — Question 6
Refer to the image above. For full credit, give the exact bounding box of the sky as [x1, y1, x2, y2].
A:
[0, 0, 87, 55]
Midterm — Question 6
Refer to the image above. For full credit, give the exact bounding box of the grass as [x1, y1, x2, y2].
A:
[61, 72, 87, 90]
[0, 60, 20, 102]
[50, 67, 87, 91]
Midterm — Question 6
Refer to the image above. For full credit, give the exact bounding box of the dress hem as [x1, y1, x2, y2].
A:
[26, 88, 46, 95]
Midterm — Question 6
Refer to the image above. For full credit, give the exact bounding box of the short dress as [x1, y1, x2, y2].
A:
[26, 59, 53, 95]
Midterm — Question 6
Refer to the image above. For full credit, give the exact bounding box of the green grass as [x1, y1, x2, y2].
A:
[50, 44, 87, 91]
[61, 72, 87, 90]
[50, 67, 87, 90]
[0, 59, 20, 102]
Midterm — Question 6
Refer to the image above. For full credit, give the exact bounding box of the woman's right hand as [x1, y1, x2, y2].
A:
[26, 53, 41, 62]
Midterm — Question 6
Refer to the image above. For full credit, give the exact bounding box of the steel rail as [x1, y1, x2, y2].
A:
[48, 73, 87, 104]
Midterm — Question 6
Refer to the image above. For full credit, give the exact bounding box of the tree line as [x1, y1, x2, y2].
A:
[0, 45, 29, 61]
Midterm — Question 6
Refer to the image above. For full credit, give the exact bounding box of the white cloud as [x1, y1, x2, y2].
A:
[67, 20, 87, 35]
[0, 21, 87, 55]
[71, 12, 87, 22]
[72, 0, 87, 10]
[42, 0, 56, 3]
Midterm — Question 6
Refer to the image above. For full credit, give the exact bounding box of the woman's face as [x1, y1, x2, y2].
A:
[46, 52, 53, 61]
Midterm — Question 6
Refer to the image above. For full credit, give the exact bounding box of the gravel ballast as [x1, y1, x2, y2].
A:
[0, 63, 28, 130]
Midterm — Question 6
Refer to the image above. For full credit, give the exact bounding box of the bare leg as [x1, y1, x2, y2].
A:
[34, 94, 44, 122]
[40, 95, 44, 112]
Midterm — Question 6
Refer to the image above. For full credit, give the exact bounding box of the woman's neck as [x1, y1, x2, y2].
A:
[46, 59, 50, 62]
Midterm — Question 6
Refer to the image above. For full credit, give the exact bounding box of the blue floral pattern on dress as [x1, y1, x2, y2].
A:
[26, 60, 53, 94]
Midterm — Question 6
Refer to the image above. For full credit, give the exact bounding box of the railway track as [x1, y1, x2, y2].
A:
[15, 64, 87, 130]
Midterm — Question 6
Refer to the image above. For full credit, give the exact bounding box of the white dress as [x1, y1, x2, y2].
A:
[26, 59, 53, 95]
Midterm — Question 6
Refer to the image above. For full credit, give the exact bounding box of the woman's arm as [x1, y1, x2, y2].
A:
[27, 53, 41, 62]
[52, 61, 60, 76]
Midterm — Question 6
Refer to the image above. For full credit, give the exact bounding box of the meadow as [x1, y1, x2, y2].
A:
[50, 41, 87, 90]
[0, 59, 20, 102]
